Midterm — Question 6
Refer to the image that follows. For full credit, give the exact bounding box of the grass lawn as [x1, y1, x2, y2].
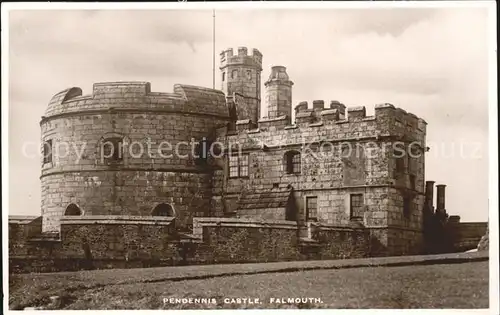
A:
[9, 260, 488, 309]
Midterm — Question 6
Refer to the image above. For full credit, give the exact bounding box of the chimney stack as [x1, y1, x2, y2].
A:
[436, 184, 447, 214]
[264, 66, 293, 120]
[425, 181, 435, 213]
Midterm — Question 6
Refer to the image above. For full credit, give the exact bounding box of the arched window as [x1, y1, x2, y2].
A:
[151, 203, 175, 216]
[65, 203, 82, 216]
[284, 151, 301, 174]
[231, 69, 238, 79]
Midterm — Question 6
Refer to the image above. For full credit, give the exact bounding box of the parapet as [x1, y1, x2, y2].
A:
[93, 81, 151, 96]
[220, 47, 263, 70]
[236, 119, 254, 132]
[226, 98, 427, 136]
[46, 87, 84, 115]
[258, 115, 290, 130]
[293, 100, 427, 130]
[192, 217, 297, 240]
[313, 100, 325, 111]
[294, 101, 308, 113]
[347, 106, 366, 122]
[173, 84, 228, 117]
[295, 108, 315, 126]
[59, 215, 175, 226]
[43, 82, 230, 119]
[375, 103, 427, 131]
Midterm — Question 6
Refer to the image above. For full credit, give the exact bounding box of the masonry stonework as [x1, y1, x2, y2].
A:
[40, 83, 229, 231]
[9, 46, 486, 273]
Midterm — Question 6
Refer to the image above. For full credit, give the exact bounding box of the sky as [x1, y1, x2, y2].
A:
[7, 6, 494, 222]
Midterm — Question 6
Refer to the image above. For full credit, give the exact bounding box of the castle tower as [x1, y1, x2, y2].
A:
[40, 82, 230, 232]
[220, 47, 263, 123]
[264, 66, 294, 119]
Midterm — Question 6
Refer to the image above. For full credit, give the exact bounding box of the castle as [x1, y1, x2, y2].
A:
[9, 47, 487, 273]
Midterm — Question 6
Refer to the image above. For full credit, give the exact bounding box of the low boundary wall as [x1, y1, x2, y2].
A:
[9, 216, 374, 273]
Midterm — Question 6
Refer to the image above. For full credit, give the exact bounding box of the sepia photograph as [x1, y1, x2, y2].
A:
[2, 1, 498, 312]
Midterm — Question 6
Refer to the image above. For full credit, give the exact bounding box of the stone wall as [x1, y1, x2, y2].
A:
[9, 216, 179, 273]
[8, 216, 43, 257]
[237, 207, 288, 220]
[308, 223, 371, 259]
[446, 222, 488, 252]
[187, 218, 301, 264]
[9, 216, 373, 273]
[373, 227, 424, 256]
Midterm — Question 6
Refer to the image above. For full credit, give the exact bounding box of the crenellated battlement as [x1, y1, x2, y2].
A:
[220, 47, 263, 71]
[43, 82, 230, 119]
[93, 81, 152, 96]
[292, 101, 426, 127]
[224, 100, 427, 140]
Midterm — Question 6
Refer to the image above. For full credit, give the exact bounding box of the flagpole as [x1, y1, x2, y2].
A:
[212, 9, 216, 90]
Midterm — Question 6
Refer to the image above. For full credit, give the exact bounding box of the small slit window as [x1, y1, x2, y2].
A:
[43, 139, 53, 164]
[410, 174, 416, 190]
[403, 196, 411, 219]
[395, 156, 405, 173]
[231, 69, 238, 79]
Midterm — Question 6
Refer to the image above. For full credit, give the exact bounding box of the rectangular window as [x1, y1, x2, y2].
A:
[43, 139, 53, 164]
[409, 174, 416, 190]
[408, 152, 419, 174]
[292, 153, 301, 174]
[228, 154, 249, 178]
[306, 196, 318, 221]
[350, 194, 364, 219]
[403, 196, 411, 219]
[229, 155, 239, 178]
[239, 154, 249, 177]
[395, 156, 405, 173]
[286, 151, 301, 174]
[224, 197, 238, 216]
[103, 138, 123, 163]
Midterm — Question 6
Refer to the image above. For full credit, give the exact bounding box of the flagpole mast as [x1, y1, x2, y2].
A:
[212, 9, 216, 89]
